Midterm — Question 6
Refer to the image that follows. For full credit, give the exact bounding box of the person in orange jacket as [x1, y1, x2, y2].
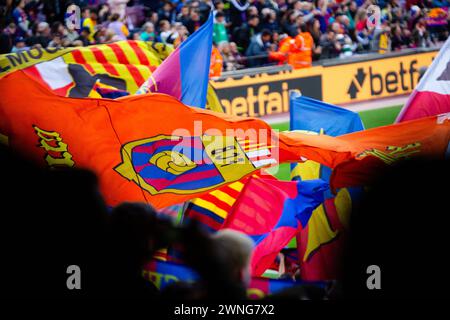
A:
[268, 35, 292, 65]
[294, 23, 314, 69]
[269, 24, 315, 69]
[210, 44, 223, 78]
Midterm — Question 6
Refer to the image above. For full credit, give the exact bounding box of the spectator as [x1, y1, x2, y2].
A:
[177, 5, 191, 26]
[354, 8, 367, 32]
[342, 158, 450, 299]
[98, 4, 111, 23]
[307, 18, 322, 47]
[12, 0, 29, 36]
[65, 24, 81, 45]
[158, 19, 172, 43]
[0, 145, 110, 298]
[407, 5, 423, 30]
[412, 19, 432, 47]
[281, 10, 300, 37]
[168, 22, 189, 46]
[48, 33, 63, 48]
[0, 22, 18, 53]
[158, 1, 177, 24]
[391, 24, 408, 50]
[184, 7, 202, 35]
[131, 30, 141, 41]
[108, 13, 129, 41]
[372, 20, 391, 53]
[77, 27, 91, 47]
[345, 1, 358, 30]
[319, 28, 341, 59]
[233, 14, 261, 53]
[356, 27, 372, 52]
[210, 229, 254, 291]
[339, 33, 355, 57]
[294, 23, 315, 68]
[94, 26, 109, 44]
[212, 0, 227, 21]
[27, 22, 51, 48]
[82, 7, 98, 43]
[213, 11, 229, 45]
[210, 43, 224, 77]
[228, 0, 251, 27]
[51, 22, 67, 40]
[261, 8, 280, 32]
[161, 224, 254, 300]
[229, 41, 246, 68]
[104, 202, 164, 298]
[107, 0, 129, 20]
[221, 42, 244, 71]
[140, 22, 156, 41]
[246, 29, 273, 67]
[11, 35, 28, 52]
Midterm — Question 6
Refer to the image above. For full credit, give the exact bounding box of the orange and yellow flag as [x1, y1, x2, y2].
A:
[0, 72, 294, 208]
[1, 71, 449, 208]
[280, 115, 450, 191]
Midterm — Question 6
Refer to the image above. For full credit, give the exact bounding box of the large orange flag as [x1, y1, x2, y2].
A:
[1, 71, 449, 208]
[281, 114, 450, 191]
[0, 71, 347, 208]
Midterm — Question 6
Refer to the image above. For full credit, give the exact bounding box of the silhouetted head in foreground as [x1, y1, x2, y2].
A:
[0, 145, 108, 298]
[211, 229, 254, 287]
[161, 224, 254, 300]
[105, 202, 172, 298]
[108, 202, 161, 267]
[342, 158, 450, 299]
[0, 145, 177, 298]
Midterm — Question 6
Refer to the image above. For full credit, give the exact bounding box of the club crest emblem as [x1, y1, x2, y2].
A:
[115, 134, 276, 195]
[356, 143, 422, 164]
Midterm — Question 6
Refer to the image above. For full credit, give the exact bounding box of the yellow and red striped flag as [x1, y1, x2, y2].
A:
[0, 41, 171, 96]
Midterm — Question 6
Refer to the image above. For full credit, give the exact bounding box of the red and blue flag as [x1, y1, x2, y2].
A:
[222, 177, 328, 276]
[136, 13, 213, 108]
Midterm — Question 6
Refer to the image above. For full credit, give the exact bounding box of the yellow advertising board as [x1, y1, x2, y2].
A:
[213, 50, 438, 117]
[212, 67, 323, 118]
[322, 51, 437, 105]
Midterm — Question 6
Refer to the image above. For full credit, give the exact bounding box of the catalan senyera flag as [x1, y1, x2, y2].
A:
[290, 93, 364, 281]
[1, 72, 449, 208]
[184, 171, 276, 232]
[396, 37, 450, 122]
[184, 179, 245, 232]
[136, 12, 214, 108]
[223, 177, 328, 276]
[0, 41, 171, 96]
[0, 40, 223, 112]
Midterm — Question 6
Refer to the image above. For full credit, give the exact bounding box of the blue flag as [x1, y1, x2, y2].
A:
[289, 91, 364, 197]
[289, 92, 364, 280]
[290, 93, 364, 136]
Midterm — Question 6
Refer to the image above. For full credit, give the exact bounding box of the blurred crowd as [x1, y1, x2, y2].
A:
[1, 0, 449, 72]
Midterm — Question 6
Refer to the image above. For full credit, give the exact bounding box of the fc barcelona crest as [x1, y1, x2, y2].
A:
[115, 134, 276, 195]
